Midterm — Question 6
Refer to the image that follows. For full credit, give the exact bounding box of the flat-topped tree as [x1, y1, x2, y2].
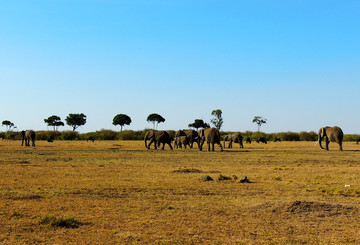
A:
[2, 120, 15, 132]
[113, 114, 132, 132]
[65, 113, 87, 131]
[44, 115, 64, 131]
[188, 119, 210, 130]
[147, 113, 165, 129]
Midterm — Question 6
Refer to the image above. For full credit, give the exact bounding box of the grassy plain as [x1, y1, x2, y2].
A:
[1, 140, 360, 244]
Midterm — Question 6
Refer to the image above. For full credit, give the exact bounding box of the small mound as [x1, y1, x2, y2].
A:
[172, 168, 203, 173]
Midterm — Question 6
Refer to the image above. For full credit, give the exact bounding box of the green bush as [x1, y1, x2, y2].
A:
[61, 131, 79, 140]
[343, 134, 360, 142]
[36, 131, 62, 140]
[299, 131, 317, 141]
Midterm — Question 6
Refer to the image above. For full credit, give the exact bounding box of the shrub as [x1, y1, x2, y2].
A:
[61, 131, 79, 140]
[343, 134, 360, 142]
[36, 131, 62, 140]
[299, 131, 317, 141]
[39, 215, 82, 228]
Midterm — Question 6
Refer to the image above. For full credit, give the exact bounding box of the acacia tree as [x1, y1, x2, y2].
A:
[113, 114, 132, 132]
[147, 113, 165, 129]
[252, 116, 267, 132]
[2, 120, 15, 131]
[44, 115, 64, 131]
[188, 119, 210, 129]
[65, 113, 87, 131]
[210, 109, 223, 130]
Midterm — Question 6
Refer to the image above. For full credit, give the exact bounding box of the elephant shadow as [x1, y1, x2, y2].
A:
[222, 150, 251, 153]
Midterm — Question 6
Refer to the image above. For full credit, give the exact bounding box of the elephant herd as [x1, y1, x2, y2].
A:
[18, 126, 345, 152]
[144, 126, 345, 152]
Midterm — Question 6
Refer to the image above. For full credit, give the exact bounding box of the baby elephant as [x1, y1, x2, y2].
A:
[21, 130, 36, 147]
[174, 136, 190, 149]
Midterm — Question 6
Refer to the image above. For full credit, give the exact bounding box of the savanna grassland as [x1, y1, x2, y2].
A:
[1, 140, 360, 244]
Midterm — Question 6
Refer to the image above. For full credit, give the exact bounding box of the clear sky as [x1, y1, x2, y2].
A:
[1, 0, 359, 133]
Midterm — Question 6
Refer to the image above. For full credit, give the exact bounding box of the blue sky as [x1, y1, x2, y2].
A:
[1, 0, 359, 133]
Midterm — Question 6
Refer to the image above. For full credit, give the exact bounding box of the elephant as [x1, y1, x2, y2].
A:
[318, 126, 343, 151]
[198, 128, 223, 152]
[256, 137, 267, 144]
[356, 138, 360, 145]
[245, 137, 252, 144]
[21, 130, 36, 147]
[174, 136, 190, 149]
[175, 129, 199, 149]
[144, 130, 173, 150]
[274, 137, 281, 142]
[223, 133, 243, 148]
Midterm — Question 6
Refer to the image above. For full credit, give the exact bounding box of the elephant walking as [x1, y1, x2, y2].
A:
[245, 137, 252, 144]
[21, 130, 36, 147]
[175, 129, 199, 149]
[318, 126, 343, 151]
[198, 128, 223, 152]
[144, 130, 173, 150]
[174, 136, 190, 149]
[223, 133, 243, 148]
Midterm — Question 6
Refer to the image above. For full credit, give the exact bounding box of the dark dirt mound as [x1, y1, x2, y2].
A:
[276, 201, 358, 217]
[171, 168, 203, 173]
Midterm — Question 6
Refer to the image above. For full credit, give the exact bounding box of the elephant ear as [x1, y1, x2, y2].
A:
[321, 127, 326, 136]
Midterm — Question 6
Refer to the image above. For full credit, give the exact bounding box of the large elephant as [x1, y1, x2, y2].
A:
[144, 130, 173, 150]
[174, 136, 190, 149]
[21, 130, 36, 147]
[198, 128, 223, 152]
[175, 129, 199, 149]
[318, 126, 343, 151]
[223, 133, 243, 148]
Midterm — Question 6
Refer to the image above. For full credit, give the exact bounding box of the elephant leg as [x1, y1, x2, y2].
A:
[212, 143, 215, 152]
[325, 138, 330, 151]
[338, 142, 343, 151]
[219, 143, 223, 152]
[168, 142, 173, 150]
[240, 142, 243, 148]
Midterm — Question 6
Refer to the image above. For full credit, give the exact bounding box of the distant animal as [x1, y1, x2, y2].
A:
[144, 130, 173, 150]
[174, 136, 190, 149]
[274, 137, 281, 142]
[223, 133, 243, 148]
[356, 138, 360, 145]
[245, 137, 251, 144]
[256, 137, 267, 144]
[175, 129, 199, 149]
[21, 130, 36, 147]
[87, 136, 95, 142]
[198, 128, 223, 152]
[318, 126, 343, 151]
[47, 139, 54, 143]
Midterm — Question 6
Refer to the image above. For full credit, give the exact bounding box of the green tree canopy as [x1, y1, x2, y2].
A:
[65, 113, 87, 131]
[146, 113, 165, 129]
[2, 120, 15, 131]
[252, 116, 267, 132]
[44, 115, 64, 131]
[113, 114, 132, 132]
[188, 119, 210, 129]
[210, 109, 223, 130]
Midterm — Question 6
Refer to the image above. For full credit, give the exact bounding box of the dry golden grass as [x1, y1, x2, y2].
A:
[1, 140, 360, 244]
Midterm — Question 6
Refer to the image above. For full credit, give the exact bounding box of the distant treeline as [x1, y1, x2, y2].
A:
[1, 129, 359, 142]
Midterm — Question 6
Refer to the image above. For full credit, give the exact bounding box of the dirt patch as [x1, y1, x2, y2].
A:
[171, 168, 203, 173]
[272, 201, 359, 217]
